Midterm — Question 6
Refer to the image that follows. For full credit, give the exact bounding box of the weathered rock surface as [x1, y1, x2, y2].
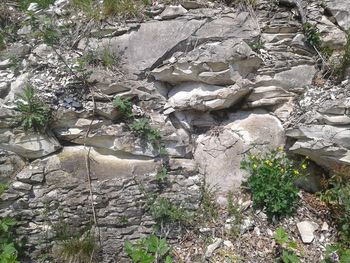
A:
[0, 131, 61, 159]
[80, 19, 205, 75]
[152, 39, 262, 85]
[194, 111, 284, 193]
[166, 82, 251, 112]
[325, 0, 350, 30]
[0, 146, 202, 261]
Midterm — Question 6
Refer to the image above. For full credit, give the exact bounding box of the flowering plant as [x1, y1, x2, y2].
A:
[241, 148, 308, 219]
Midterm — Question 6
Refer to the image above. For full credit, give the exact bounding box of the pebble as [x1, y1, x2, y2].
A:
[205, 238, 222, 258]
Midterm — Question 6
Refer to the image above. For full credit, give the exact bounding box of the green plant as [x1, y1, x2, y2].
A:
[100, 47, 115, 68]
[240, 149, 303, 219]
[226, 191, 243, 237]
[338, 29, 350, 80]
[129, 118, 162, 147]
[0, 217, 18, 263]
[71, 0, 100, 19]
[318, 175, 350, 245]
[155, 167, 169, 185]
[0, 32, 5, 50]
[249, 37, 265, 53]
[116, 216, 129, 225]
[54, 231, 97, 263]
[0, 184, 7, 196]
[14, 85, 51, 132]
[124, 234, 173, 263]
[321, 243, 350, 263]
[149, 197, 192, 227]
[40, 26, 59, 46]
[274, 227, 300, 263]
[103, 0, 140, 17]
[303, 22, 321, 50]
[198, 182, 219, 223]
[113, 96, 133, 118]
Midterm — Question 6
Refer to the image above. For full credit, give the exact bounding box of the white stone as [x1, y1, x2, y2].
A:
[297, 221, 318, 244]
[205, 238, 222, 258]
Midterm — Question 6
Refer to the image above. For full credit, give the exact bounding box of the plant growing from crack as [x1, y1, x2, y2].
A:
[14, 85, 51, 133]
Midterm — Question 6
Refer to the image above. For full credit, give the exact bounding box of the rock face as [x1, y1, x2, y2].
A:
[287, 94, 350, 173]
[0, 131, 61, 159]
[1, 0, 350, 262]
[152, 39, 262, 85]
[1, 146, 201, 261]
[194, 111, 285, 193]
[166, 82, 251, 112]
[325, 0, 350, 30]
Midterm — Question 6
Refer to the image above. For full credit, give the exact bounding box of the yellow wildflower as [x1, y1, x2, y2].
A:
[278, 146, 284, 152]
[301, 164, 307, 170]
[253, 164, 257, 169]
[293, 170, 299, 175]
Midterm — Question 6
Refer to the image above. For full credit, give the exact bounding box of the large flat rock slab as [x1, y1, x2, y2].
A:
[194, 111, 285, 193]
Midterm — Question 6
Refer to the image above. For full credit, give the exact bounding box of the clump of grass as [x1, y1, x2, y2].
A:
[70, 0, 100, 19]
[103, 0, 140, 17]
[54, 232, 98, 263]
[198, 182, 219, 223]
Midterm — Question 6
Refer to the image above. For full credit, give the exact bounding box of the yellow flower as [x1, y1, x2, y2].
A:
[301, 164, 307, 170]
[268, 162, 273, 167]
[278, 146, 284, 152]
[253, 164, 257, 169]
[293, 170, 300, 175]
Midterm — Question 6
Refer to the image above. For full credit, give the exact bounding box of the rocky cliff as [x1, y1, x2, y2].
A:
[0, 0, 349, 262]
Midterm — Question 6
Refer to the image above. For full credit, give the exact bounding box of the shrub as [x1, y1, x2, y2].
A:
[240, 149, 304, 219]
[319, 175, 350, 245]
[124, 234, 173, 263]
[113, 96, 133, 118]
[0, 217, 18, 263]
[14, 85, 51, 132]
